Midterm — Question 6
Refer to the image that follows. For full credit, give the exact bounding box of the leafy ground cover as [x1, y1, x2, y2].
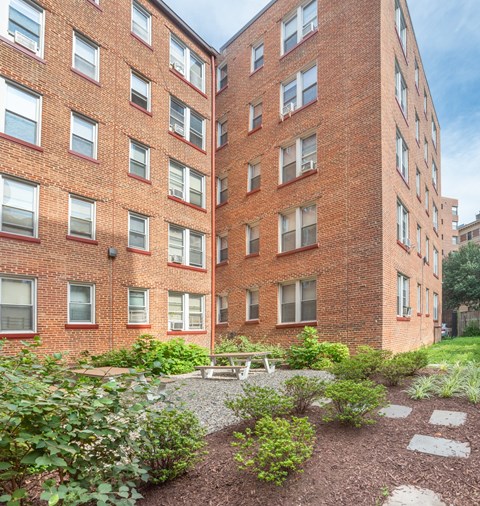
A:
[426, 336, 480, 364]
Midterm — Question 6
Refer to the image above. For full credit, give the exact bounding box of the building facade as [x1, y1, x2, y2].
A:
[440, 197, 459, 257]
[459, 213, 480, 246]
[214, 0, 443, 352]
[0, 0, 217, 355]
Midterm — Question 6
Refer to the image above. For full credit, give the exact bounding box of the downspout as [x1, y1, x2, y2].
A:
[210, 54, 216, 353]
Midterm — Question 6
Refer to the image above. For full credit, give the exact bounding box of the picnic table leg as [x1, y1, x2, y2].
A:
[238, 358, 251, 380]
[263, 357, 275, 374]
[204, 357, 216, 379]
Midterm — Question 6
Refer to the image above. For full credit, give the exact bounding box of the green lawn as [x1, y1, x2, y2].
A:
[427, 336, 480, 364]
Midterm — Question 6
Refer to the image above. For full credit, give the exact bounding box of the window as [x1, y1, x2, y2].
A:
[452, 205, 458, 216]
[217, 235, 228, 263]
[395, 61, 407, 115]
[281, 65, 317, 114]
[217, 177, 228, 205]
[217, 118, 228, 147]
[425, 236, 430, 263]
[169, 35, 205, 91]
[415, 112, 420, 142]
[415, 168, 421, 198]
[416, 224, 421, 255]
[217, 295, 228, 323]
[433, 293, 439, 320]
[425, 287, 430, 314]
[0, 276, 35, 332]
[131, 71, 150, 111]
[247, 223, 259, 255]
[73, 32, 99, 81]
[68, 283, 94, 323]
[168, 160, 205, 208]
[280, 204, 316, 252]
[396, 129, 408, 181]
[281, 134, 317, 183]
[425, 187, 429, 212]
[0, 175, 38, 237]
[168, 292, 204, 331]
[250, 101, 262, 131]
[71, 113, 97, 159]
[397, 273, 410, 317]
[248, 161, 261, 192]
[247, 289, 259, 320]
[432, 119, 437, 148]
[69, 195, 95, 240]
[423, 90, 427, 115]
[217, 63, 228, 90]
[414, 59, 419, 88]
[129, 140, 150, 180]
[131, 0, 151, 44]
[169, 97, 205, 150]
[280, 278, 316, 323]
[424, 138, 428, 163]
[433, 247, 439, 276]
[1, 79, 41, 145]
[432, 161, 438, 189]
[395, 0, 407, 53]
[417, 283, 422, 314]
[433, 204, 438, 231]
[128, 288, 148, 324]
[168, 225, 205, 268]
[452, 236, 459, 245]
[282, 0, 317, 54]
[397, 200, 409, 245]
[1, 0, 44, 57]
[128, 212, 149, 251]
[252, 42, 264, 71]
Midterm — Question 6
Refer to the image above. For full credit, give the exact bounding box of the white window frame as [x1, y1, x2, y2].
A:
[424, 137, 428, 163]
[72, 31, 100, 82]
[67, 282, 95, 324]
[217, 234, 228, 263]
[128, 287, 149, 324]
[0, 174, 39, 238]
[433, 204, 438, 231]
[168, 292, 205, 331]
[433, 292, 439, 321]
[415, 111, 420, 142]
[131, 0, 151, 45]
[425, 187, 429, 212]
[68, 194, 96, 240]
[169, 34, 205, 92]
[280, 133, 317, 183]
[415, 167, 421, 198]
[395, 0, 407, 54]
[168, 224, 205, 268]
[397, 273, 410, 317]
[217, 62, 228, 91]
[414, 59, 419, 89]
[395, 60, 407, 116]
[396, 129, 408, 181]
[281, 64, 317, 114]
[128, 211, 149, 251]
[0, 275, 36, 333]
[246, 222, 260, 255]
[70, 112, 98, 159]
[168, 159, 205, 209]
[281, 0, 318, 55]
[278, 278, 317, 324]
[397, 200, 409, 245]
[425, 236, 430, 263]
[249, 100, 263, 131]
[130, 71, 151, 111]
[279, 204, 317, 253]
[432, 160, 438, 189]
[248, 160, 261, 192]
[425, 287, 430, 315]
[432, 117, 437, 148]
[0, 78, 42, 146]
[246, 288, 259, 321]
[416, 224, 422, 255]
[129, 139, 150, 180]
[251, 41, 264, 72]
[217, 177, 228, 205]
[424, 90, 428, 115]
[169, 96, 205, 150]
[433, 247, 439, 276]
[217, 295, 228, 324]
[217, 118, 228, 147]
[417, 283, 422, 314]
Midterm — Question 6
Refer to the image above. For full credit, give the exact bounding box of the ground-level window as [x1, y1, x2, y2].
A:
[168, 292, 204, 331]
[279, 278, 316, 324]
[0, 276, 36, 332]
[128, 288, 148, 324]
[397, 273, 410, 317]
[68, 282, 94, 324]
[217, 295, 228, 323]
[247, 289, 259, 321]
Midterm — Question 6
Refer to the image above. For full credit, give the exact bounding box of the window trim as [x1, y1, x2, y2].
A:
[70, 112, 98, 160]
[128, 211, 149, 251]
[280, 64, 317, 115]
[416, 283, 422, 314]
[246, 288, 259, 321]
[433, 292, 439, 321]
[217, 234, 228, 264]
[416, 224, 422, 255]
[130, 70, 151, 112]
[395, 60, 407, 116]
[251, 41, 264, 72]
[281, 0, 318, 55]
[246, 222, 260, 255]
[168, 159, 206, 209]
[395, 0, 407, 54]
[217, 176, 228, 205]
[169, 96, 205, 150]
[128, 287, 149, 325]
[168, 291, 205, 331]
[280, 133, 317, 184]
[217, 117, 228, 147]
[0, 275, 36, 333]
[248, 160, 261, 192]
[131, 0, 152, 45]
[433, 247, 439, 276]
[217, 294, 228, 324]
[278, 278, 316, 324]
[425, 287, 430, 315]
[217, 62, 228, 91]
[396, 128, 409, 182]
[431, 116, 437, 148]
[168, 224, 205, 269]
[397, 273, 410, 318]
[397, 200, 409, 246]
[129, 139, 150, 180]
[67, 282, 95, 324]
[279, 204, 317, 253]
[249, 100, 263, 131]
[72, 31, 100, 82]
[169, 33, 206, 92]
[68, 194, 96, 240]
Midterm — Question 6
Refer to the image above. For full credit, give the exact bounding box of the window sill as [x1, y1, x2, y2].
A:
[169, 67, 207, 98]
[248, 125, 262, 136]
[396, 317, 411, 322]
[216, 142, 229, 152]
[277, 243, 319, 258]
[0, 35, 46, 64]
[215, 323, 228, 327]
[278, 169, 317, 189]
[245, 319, 260, 325]
[276, 321, 317, 329]
[71, 67, 101, 87]
[279, 98, 318, 123]
[167, 262, 207, 273]
[0, 132, 43, 152]
[246, 188, 261, 197]
[245, 253, 260, 259]
[216, 84, 228, 96]
[216, 260, 229, 267]
[250, 65, 264, 77]
[128, 173, 151, 185]
[0, 231, 40, 243]
[425, 209, 430, 217]
[397, 240, 411, 253]
[425, 314, 430, 318]
[216, 200, 228, 209]
[126, 324, 151, 329]
[130, 101, 152, 116]
[167, 195, 207, 213]
[167, 330, 207, 335]
[416, 139, 421, 148]
[396, 168, 410, 188]
[126, 247, 152, 256]
[433, 273, 439, 279]
[0, 332, 37, 339]
[86, 0, 103, 10]
[65, 324, 99, 329]
[417, 313, 422, 317]
[280, 29, 318, 60]
[168, 131, 206, 154]
[424, 261, 430, 267]
[395, 98, 408, 125]
[68, 150, 100, 164]
[131, 31, 153, 51]
[417, 252, 422, 258]
[66, 235, 98, 245]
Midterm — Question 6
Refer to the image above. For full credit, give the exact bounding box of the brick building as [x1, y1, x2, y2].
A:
[459, 212, 480, 246]
[440, 197, 459, 257]
[0, 0, 217, 355]
[214, 0, 443, 352]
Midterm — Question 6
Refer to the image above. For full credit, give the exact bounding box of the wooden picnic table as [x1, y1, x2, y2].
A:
[196, 351, 276, 380]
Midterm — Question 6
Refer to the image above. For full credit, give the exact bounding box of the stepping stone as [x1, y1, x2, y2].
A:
[429, 410, 467, 427]
[384, 485, 446, 506]
[379, 404, 412, 419]
[407, 434, 470, 458]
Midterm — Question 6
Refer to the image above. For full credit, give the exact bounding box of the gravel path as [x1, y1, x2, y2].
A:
[159, 369, 332, 433]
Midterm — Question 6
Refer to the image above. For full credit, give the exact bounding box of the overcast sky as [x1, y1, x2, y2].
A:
[165, 0, 480, 224]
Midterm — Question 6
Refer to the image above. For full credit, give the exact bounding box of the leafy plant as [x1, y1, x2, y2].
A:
[406, 375, 437, 400]
[283, 375, 327, 414]
[225, 384, 294, 421]
[215, 335, 285, 360]
[323, 380, 387, 427]
[311, 357, 334, 371]
[379, 350, 429, 386]
[232, 416, 316, 486]
[462, 322, 480, 337]
[331, 346, 392, 381]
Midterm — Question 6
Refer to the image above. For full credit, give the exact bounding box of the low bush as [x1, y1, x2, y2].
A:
[462, 322, 480, 337]
[214, 335, 285, 366]
[323, 380, 387, 427]
[283, 375, 327, 414]
[406, 375, 438, 400]
[331, 346, 392, 381]
[311, 357, 334, 371]
[232, 416, 316, 486]
[379, 350, 428, 386]
[84, 347, 138, 368]
[225, 384, 294, 421]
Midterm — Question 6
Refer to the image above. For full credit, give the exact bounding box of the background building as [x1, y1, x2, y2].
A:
[440, 197, 459, 257]
[459, 212, 480, 246]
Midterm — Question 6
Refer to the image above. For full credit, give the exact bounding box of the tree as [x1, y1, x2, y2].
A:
[443, 242, 480, 310]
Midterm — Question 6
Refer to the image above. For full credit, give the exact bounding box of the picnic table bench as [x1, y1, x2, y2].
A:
[196, 352, 277, 380]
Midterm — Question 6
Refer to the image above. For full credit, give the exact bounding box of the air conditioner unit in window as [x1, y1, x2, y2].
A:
[173, 124, 185, 136]
[301, 160, 315, 173]
[169, 255, 183, 264]
[302, 22, 316, 37]
[281, 103, 295, 119]
[169, 188, 184, 199]
[14, 31, 38, 53]
[403, 306, 412, 317]
[169, 320, 183, 331]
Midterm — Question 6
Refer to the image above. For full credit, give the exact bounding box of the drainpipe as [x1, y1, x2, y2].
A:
[210, 54, 216, 353]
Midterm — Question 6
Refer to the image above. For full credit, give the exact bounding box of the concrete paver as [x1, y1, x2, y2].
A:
[429, 409, 467, 427]
[384, 485, 446, 506]
[379, 404, 413, 419]
[407, 434, 471, 458]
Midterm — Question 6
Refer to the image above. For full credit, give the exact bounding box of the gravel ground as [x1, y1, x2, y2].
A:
[159, 369, 332, 433]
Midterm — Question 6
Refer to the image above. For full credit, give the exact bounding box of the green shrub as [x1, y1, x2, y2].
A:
[311, 357, 334, 370]
[283, 375, 327, 414]
[214, 335, 285, 367]
[232, 416, 316, 486]
[138, 409, 206, 484]
[323, 380, 387, 427]
[462, 322, 480, 337]
[379, 350, 428, 386]
[317, 342, 350, 363]
[331, 346, 392, 381]
[87, 347, 138, 368]
[406, 375, 438, 400]
[225, 384, 294, 421]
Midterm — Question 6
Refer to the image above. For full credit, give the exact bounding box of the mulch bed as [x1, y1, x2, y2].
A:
[140, 381, 480, 506]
